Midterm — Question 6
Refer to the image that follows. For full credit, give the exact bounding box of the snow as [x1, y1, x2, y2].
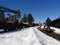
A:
[50, 27, 60, 34]
[33, 27, 60, 45]
[0, 28, 41, 45]
[0, 29, 4, 31]
[41, 24, 60, 34]
[0, 26, 60, 45]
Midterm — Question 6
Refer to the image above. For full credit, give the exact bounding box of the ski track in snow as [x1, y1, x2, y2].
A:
[0, 26, 60, 45]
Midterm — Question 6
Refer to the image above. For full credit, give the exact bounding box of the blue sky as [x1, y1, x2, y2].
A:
[0, 0, 60, 23]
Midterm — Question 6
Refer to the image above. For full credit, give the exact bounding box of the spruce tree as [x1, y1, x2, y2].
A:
[21, 13, 27, 23]
[27, 13, 34, 24]
[46, 17, 51, 29]
[46, 17, 51, 24]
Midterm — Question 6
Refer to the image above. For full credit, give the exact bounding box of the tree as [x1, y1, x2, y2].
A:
[27, 13, 34, 24]
[0, 12, 5, 22]
[46, 17, 51, 25]
[21, 13, 27, 23]
[46, 17, 51, 31]
[15, 9, 21, 23]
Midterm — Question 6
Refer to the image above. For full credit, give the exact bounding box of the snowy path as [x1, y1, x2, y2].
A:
[0, 28, 42, 45]
[0, 27, 60, 45]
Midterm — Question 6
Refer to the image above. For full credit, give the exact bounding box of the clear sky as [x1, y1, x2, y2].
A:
[0, 0, 60, 23]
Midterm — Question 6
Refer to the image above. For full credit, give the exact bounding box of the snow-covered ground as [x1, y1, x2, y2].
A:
[33, 27, 60, 45]
[0, 26, 60, 45]
[50, 27, 60, 34]
[41, 25, 60, 34]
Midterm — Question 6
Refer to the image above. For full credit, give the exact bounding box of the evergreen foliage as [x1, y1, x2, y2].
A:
[46, 17, 51, 23]
[27, 13, 34, 24]
[46, 17, 51, 28]
[21, 13, 27, 23]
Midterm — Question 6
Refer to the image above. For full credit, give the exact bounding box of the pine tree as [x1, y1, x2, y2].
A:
[0, 12, 5, 22]
[21, 13, 27, 23]
[27, 13, 34, 24]
[46, 17, 51, 24]
[46, 17, 51, 30]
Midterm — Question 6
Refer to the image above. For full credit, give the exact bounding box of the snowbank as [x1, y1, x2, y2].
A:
[50, 27, 60, 34]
